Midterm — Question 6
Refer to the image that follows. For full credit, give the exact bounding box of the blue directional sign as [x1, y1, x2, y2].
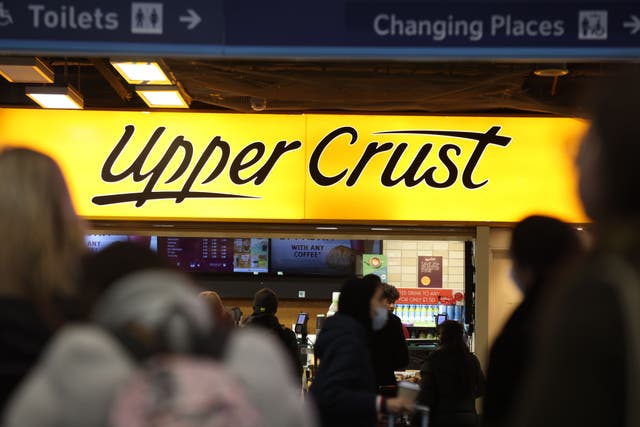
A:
[1, 0, 640, 59]
[0, 0, 224, 55]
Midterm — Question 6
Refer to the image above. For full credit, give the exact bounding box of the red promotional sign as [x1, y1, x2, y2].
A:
[397, 288, 454, 305]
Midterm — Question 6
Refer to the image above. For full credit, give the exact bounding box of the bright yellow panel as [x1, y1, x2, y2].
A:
[0, 109, 306, 222]
[0, 109, 588, 224]
[304, 115, 588, 224]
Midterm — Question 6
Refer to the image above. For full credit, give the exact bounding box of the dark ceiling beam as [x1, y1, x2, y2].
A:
[90, 58, 133, 102]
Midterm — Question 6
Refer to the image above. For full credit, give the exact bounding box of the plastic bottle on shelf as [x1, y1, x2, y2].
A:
[447, 305, 455, 320]
[428, 306, 436, 325]
[409, 305, 416, 323]
[419, 305, 427, 323]
[398, 304, 406, 323]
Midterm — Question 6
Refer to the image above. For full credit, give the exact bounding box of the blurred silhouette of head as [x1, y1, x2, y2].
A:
[510, 216, 583, 294]
[93, 270, 213, 361]
[0, 147, 85, 325]
[438, 320, 467, 352]
[382, 283, 400, 311]
[252, 288, 278, 315]
[80, 241, 168, 318]
[579, 75, 640, 223]
[338, 277, 383, 331]
[200, 291, 234, 329]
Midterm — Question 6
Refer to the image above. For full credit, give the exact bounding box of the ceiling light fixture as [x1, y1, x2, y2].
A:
[371, 227, 393, 231]
[25, 85, 84, 109]
[0, 57, 54, 83]
[315, 226, 339, 230]
[135, 84, 191, 108]
[533, 64, 569, 78]
[110, 60, 172, 85]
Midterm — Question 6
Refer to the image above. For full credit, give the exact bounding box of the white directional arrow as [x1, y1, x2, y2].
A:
[179, 9, 201, 30]
[623, 14, 640, 35]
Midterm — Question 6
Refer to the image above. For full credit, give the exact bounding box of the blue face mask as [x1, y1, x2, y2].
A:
[372, 306, 389, 331]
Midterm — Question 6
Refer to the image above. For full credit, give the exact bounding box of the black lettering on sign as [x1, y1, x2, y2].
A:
[310, 126, 510, 189]
[375, 127, 511, 189]
[92, 125, 302, 207]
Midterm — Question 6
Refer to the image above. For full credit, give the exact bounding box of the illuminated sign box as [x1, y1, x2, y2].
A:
[0, 109, 588, 223]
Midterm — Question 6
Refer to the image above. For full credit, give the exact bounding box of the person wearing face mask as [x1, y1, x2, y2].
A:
[510, 76, 640, 427]
[482, 216, 584, 427]
[310, 277, 413, 427]
[371, 283, 409, 393]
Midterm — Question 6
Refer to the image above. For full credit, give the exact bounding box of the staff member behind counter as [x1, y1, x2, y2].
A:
[371, 283, 409, 394]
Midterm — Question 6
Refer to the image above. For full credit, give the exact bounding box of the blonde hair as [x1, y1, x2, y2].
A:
[0, 148, 85, 320]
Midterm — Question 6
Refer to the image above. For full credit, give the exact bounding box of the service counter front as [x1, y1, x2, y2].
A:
[0, 108, 590, 369]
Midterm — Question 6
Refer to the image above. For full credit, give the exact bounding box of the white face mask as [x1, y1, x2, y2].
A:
[372, 306, 389, 331]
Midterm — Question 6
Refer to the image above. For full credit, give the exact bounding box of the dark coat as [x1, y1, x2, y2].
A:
[371, 312, 409, 389]
[310, 314, 377, 427]
[245, 312, 303, 380]
[0, 298, 51, 413]
[419, 348, 485, 427]
[482, 288, 541, 427]
[511, 251, 627, 427]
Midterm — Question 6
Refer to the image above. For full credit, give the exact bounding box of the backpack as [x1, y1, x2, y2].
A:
[110, 355, 263, 427]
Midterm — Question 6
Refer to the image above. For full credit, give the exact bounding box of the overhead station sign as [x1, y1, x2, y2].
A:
[0, 0, 639, 58]
[0, 109, 588, 224]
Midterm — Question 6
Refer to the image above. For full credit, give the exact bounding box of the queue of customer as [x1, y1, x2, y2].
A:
[0, 74, 638, 427]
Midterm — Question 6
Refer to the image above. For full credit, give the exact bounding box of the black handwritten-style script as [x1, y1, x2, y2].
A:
[91, 124, 511, 207]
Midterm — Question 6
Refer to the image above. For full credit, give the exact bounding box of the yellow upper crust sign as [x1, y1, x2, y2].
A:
[0, 109, 588, 223]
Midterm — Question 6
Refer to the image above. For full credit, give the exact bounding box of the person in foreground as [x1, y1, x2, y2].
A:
[512, 76, 640, 427]
[0, 148, 86, 413]
[483, 216, 584, 427]
[311, 277, 413, 427]
[418, 321, 485, 427]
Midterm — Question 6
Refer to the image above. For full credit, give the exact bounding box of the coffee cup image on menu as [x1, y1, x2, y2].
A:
[326, 245, 355, 271]
[368, 256, 382, 268]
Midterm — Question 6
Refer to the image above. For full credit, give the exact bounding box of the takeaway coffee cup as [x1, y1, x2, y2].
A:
[397, 381, 420, 403]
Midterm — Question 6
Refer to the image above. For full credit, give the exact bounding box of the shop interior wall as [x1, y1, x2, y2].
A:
[488, 228, 522, 347]
[204, 238, 469, 335]
[384, 240, 466, 291]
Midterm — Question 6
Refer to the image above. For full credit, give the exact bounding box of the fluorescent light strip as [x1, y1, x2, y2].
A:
[0, 57, 54, 83]
[110, 60, 171, 85]
[25, 85, 84, 109]
[135, 85, 190, 109]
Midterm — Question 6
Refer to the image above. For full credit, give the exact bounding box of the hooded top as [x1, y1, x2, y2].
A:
[3, 325, 135, 427]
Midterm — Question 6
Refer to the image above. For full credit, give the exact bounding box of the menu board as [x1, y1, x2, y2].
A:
[232, 238, 269, 273]
[157, 237, 268, 274]
[271, 239, 367, 276]
[85, 235, 158, 253]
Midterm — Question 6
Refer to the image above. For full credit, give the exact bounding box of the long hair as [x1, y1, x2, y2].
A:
[0, 148, 85, 324]
[338, 277, 381, 331]
[439, 320, 479, 397]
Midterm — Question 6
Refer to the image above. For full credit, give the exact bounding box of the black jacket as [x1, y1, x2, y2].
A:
[419, 348, 485, 427]
[483, 287, 541, 427]
[511, 250, 627, 427]
[0, 298, 51, 413]
[310, 314, 377, 427]
[245, 312, 303, 380]
[371, 312, 409, 389]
